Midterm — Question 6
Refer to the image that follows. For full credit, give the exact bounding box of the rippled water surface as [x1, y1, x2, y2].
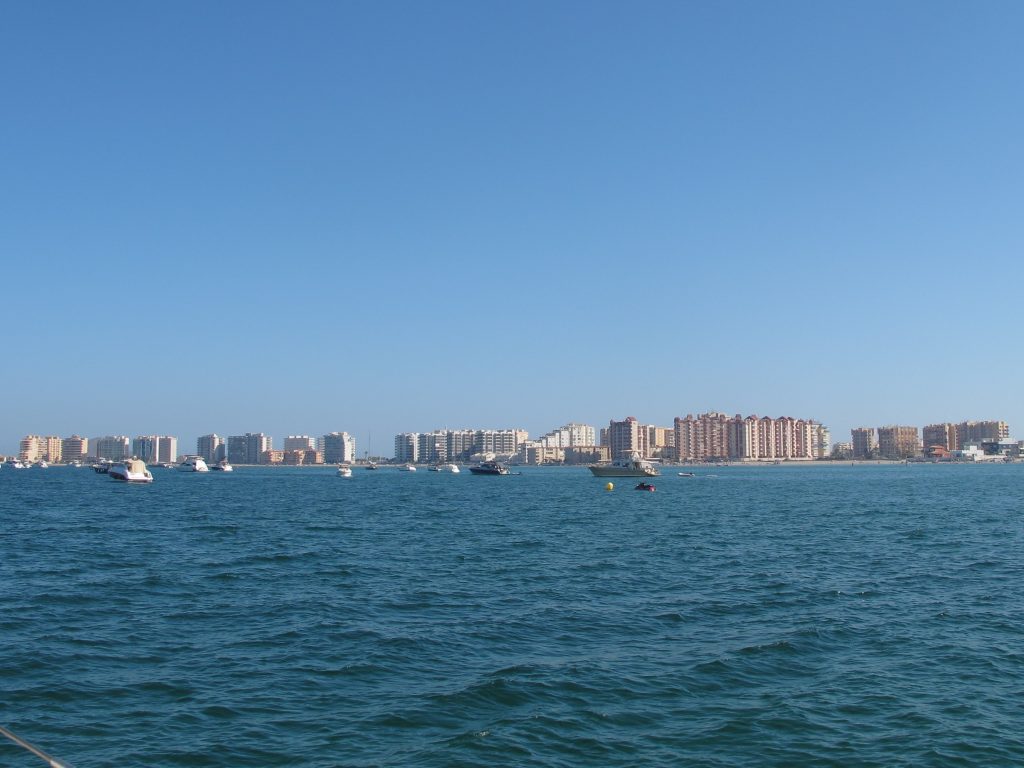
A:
[3, 463, 1024, 766]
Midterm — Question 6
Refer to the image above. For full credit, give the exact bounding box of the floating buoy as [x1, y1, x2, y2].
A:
[605, 482, 614, 491]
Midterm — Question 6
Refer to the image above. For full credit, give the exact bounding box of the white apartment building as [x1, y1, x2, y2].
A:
[394, 428, 529, 461]
[133, 436, 178, 464]
[536, 423, 597, 448]
[92, 435, 131, 461]
[322, 432, 356, 464]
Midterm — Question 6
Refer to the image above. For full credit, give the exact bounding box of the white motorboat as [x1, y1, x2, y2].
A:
[109, 458, 154, 483]
[69, 460, 83, 468]
[4, 459, 26, 469]
[337, 465, 353, 477]
[35, 460, 49, 469]
[588, 451, 659, 477]
[400, 463, 417, 472]
[177, 456, 210, 472]
[429, 462, 460, 473]
[210, 459, 233, 472]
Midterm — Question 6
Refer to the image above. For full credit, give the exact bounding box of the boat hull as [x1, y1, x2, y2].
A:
[589, 465, 659, 477]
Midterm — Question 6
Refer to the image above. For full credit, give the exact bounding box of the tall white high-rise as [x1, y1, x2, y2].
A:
[322, 432, 355, 464]
[133, 436, 178, 464]
[92, 436, 130, 461]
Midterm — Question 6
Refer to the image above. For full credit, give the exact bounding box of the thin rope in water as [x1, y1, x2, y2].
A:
[0, 725, 75, 768]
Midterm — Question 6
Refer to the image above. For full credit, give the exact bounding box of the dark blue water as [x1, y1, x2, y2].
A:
[3, 464, 1024, 766]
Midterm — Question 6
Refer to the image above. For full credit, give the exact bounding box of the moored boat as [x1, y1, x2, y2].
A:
[337, 465, 352, 477]
[210, 459, 233, 472]
[109, 458, 154, 483]
[177, 456, 210, 472]
[589, 451, 659, 477]
[469, 460, 509, 475]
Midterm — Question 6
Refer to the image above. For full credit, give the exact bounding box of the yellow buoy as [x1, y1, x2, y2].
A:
[605, 482, 614, 491]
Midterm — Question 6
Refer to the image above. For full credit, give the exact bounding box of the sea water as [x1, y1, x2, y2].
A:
[2, 464, 1024, 766]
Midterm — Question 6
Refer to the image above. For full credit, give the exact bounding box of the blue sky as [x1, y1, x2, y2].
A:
[2, 1, 1022, 455]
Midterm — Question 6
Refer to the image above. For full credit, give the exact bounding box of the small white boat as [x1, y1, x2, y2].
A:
[210, 459, 233, 472]
[443, 463, 460, 473]
[5, 459, 26, 470]
[400, 463, 417, 472]
[177, 456, 210, 472]
[35, 460, 49, 469]
[69, 460, 83, 468]
[337, 465, 353, 477]
[109, 458, 154, 483]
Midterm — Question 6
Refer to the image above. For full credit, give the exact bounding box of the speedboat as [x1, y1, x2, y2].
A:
[678, 471, 695, 477]
[177, 456, 210, 472]
[634, 481, 656, 492]
[69, 460, 83, 468]
[337, 465, 353, 477]
[210, 459, 233, 472]
[365, 461, 379, 470]
[469, 461, 509, 475]
[442, 463, 460, 473]
[399, 463, 417, 472]
[35, 460, 49, 469]
[92, 459, 111, 473]
[589, 451, 659, 477]
[4, 459, 26, 470]
[109, 458, 154, 483]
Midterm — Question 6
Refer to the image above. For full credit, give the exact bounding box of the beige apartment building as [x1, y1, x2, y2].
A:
[923, 423, 958, 451]
[19, 435, 63, 463]
[674, 413, 819, 462]
[62, 435, 88, 463]
[877, 426, 919, 459]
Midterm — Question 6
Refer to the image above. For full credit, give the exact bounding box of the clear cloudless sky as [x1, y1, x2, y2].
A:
[2, 0, 1023, 456]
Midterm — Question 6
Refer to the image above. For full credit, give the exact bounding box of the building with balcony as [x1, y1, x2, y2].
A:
[923, 423, 957, 452]
[132, 436, 177, 464]
[92, 436, 131, 461]
[322, 432, 355, 464]
[284, 436, 315, 452]
[227, 433, 272, 465]
[196, 434, 225, 464]
[877, 426, 919, 459]
[535, 423, 598, 449]
[61, 435, 88, 463]
[19, 435, 42, 463]
[851, 428, 876, 460]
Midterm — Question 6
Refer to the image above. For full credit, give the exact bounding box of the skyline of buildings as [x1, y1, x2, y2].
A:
[849, 421, 1011, 460]
[8, 416, 1017, 465]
